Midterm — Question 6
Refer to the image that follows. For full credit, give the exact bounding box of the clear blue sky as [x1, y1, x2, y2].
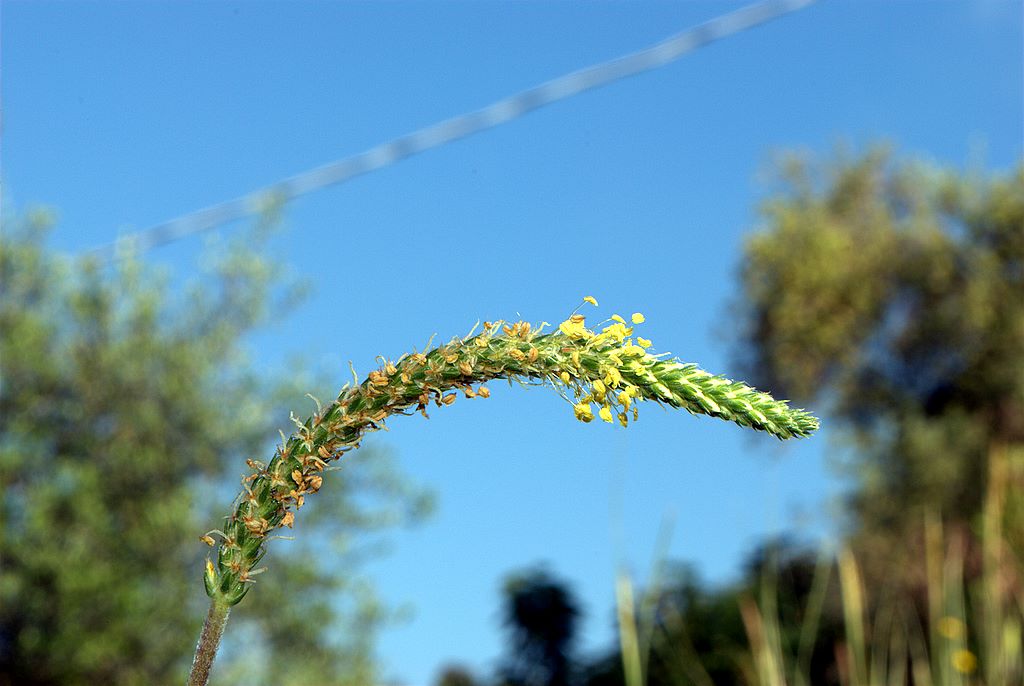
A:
[3, 1, 1021, 684]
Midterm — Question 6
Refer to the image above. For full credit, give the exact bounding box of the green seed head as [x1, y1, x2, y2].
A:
[203, 301, 819, 605]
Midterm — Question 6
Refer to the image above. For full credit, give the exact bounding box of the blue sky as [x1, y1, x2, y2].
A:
[3, 1, 1021, 684]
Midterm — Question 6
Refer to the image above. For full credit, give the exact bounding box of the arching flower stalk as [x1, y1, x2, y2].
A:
[188, 301, 818, 685]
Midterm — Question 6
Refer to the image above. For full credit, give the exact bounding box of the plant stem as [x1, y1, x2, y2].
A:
[187, 597, 230, 686]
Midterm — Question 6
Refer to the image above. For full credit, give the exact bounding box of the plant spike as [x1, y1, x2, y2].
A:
[201, 303, 819, 610]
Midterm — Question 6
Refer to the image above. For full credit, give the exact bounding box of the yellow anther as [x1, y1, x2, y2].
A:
[573, 402, 594, 423]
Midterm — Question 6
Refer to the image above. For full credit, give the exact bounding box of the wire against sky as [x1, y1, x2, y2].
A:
[92, 0, 817, 260]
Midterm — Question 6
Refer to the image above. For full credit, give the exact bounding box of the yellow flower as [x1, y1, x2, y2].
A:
[621, 344, 646, 357]
[602, 366, 622, 387]
[951, 649, 977, 674]
[937, 616, 965, 639]
[611, 314, 626, 324]
[559, 317, 591, 340]
[618, 386, 635, 409]
[631, 312, 645, 324]
[617, 412, 629, 427]
[583, 296, 598, 306]
[598, 405, 614, 423]
[573, 402, 594, 423]
[601, 322, 630, 342]
[560, 371, 571, 384]
[637, 337, 652, 348]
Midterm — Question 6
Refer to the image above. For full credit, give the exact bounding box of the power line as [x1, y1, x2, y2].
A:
[92, 0, 816, 260]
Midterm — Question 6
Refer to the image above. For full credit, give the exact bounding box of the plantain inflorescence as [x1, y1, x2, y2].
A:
[201, 300, 819, 606]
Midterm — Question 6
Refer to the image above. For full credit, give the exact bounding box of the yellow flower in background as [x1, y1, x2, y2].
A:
[937, 616, 965, 639]
[583, 296, 598, 306]
[637, 336, 652, 348]
[598, 405, 614, 423]
[951, 649, 977, 674]
[631, 312, 645, 324]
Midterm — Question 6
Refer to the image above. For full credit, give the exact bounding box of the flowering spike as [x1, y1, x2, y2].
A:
[202, 304, 819, 607]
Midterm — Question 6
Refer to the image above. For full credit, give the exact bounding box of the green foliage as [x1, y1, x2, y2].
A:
[734, 148, 1024, 565]
[0, 214, 428, 685]
[582, 545, 843, 686]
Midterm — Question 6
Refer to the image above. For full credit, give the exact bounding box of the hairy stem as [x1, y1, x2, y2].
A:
[187, 597, 230, 686]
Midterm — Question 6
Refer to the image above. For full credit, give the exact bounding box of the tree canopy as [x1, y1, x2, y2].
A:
[734, 149, 1024, 568]
[0, 213, 430, 685]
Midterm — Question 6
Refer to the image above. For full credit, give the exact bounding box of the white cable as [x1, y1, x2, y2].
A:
[92, 0, 816, 259]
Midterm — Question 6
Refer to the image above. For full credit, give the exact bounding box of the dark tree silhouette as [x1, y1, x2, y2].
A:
[499, 568, 581, 686]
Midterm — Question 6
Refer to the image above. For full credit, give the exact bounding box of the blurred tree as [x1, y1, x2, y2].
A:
[733, 148, 1024, 580]
[435, 664, 482, 686]
[581, 150, 1023, 686]
[499, 568, 581, 686]
[0, 212, 431, 685]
